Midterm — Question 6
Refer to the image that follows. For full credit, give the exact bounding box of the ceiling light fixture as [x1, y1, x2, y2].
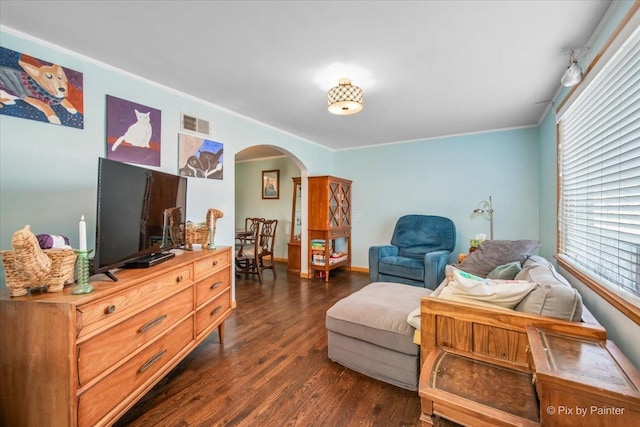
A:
[561, 50, 583, 87]
[327, 78, 363, 115]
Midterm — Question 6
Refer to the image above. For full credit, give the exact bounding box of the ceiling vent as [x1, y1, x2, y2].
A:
[181, 113, 211, 135]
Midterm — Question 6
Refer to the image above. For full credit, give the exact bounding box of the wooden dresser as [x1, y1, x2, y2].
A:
[0, 247, 232, 427]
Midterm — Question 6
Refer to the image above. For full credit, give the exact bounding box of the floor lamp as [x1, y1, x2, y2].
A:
[471, 196, 494, 240]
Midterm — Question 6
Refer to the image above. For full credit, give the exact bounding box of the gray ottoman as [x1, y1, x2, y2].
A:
[326, 282, 432, 391]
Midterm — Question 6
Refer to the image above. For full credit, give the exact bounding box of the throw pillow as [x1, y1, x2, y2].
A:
[487, 261, 522, 280]
[514, 260, 583, 321]
[457, 240, 541, 277]
[438, 266, 537, 309]
[407, 307, 421, 329]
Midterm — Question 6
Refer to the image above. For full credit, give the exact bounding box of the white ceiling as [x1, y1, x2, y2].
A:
[0, 0, 612, 155]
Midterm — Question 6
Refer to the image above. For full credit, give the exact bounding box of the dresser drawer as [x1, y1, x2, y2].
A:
[195, 289, 231, 338]
[77, 265, 193, 339]
[194, 249, 230, 280]
[77, 317, 193, 427]
[195, 268, 230, 308]
[77, 287, 194, 387]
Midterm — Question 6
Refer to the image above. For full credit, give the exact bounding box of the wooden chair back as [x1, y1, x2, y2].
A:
[258, 219, 277, 257]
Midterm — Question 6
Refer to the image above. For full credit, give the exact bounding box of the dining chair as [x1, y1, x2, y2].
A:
[256, 219, 278, 280]
[236, 219, 278, 282]
[244, 217, 263, 243]
[236, 219, 260, 273]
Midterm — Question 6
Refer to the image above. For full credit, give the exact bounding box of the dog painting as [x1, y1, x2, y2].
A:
[106, 95, 161, 167]
[0, 46, 84, 128]
[178, 133, 223, 180]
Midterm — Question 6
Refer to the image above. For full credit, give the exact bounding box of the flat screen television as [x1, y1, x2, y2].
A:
[92, 158, 187, 280]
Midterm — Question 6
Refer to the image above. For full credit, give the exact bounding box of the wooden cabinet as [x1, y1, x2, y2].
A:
[527, 326, 640, 427]
[418, 315, 640, 426]
[307, 175, 352, 282]
[288, 177, 302, 272]
[0, 248, 232, 427]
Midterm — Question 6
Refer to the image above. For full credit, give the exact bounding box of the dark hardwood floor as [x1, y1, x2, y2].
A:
[114, 263, 423, 427]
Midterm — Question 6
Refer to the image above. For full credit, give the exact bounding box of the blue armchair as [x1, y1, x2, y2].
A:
[369, 215, 456, 289]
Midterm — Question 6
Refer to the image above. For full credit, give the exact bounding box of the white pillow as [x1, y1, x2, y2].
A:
[439, 267, 537, 309]
[407, 307, 421, 329]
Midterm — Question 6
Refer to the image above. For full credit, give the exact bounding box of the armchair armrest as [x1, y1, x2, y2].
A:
[368, 245, 399, 282]
[423, 250, 451, 289]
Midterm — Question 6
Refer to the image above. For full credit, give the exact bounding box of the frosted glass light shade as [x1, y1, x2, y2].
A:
[328, 78, 363, 115]
[561, 62, 583, 87]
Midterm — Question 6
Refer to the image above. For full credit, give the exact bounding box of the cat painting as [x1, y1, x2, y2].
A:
[106, 95, 161, 167]
[112, 109, 152, 151]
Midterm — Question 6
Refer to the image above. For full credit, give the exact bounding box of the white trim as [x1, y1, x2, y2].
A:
[335, 124, 538, 152]
[235, 154, 288, 164]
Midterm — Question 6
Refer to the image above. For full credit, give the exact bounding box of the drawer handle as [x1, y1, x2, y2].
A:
[212, 260, 218, 266]
[210, 306, 222, 317]
[138, 314, 167, 334]
[138, 349, 167, 374]
[105, 305, 116, 315]
[531, 373, 537, 385]
[525, 345, 530, 354]
[176, 275, 184, 283]
[210, 281, 222, 290]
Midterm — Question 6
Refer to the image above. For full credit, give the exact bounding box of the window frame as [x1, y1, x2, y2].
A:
[555, 3, 640, 326]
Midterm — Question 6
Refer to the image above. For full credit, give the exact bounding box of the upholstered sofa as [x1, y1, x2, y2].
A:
[327, 240, 600, 392]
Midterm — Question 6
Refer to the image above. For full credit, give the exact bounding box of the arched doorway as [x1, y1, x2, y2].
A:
[234, 145, 308, 275]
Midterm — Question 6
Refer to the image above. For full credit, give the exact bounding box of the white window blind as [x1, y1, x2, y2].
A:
[558, 24, 640, 303]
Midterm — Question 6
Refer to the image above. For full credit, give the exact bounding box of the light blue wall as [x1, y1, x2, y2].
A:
[537, 108, 558, 260]
[538, 0, 640, 369]
[0, 29, 332, 287]
[335, 127, 541, 268]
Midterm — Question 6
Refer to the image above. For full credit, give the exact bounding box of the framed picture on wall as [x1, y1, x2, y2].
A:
[262, 170, 279, 199]
[178, 132, 224, 179]
[106, 95, 161, 167]
[0, 46, 84, 129]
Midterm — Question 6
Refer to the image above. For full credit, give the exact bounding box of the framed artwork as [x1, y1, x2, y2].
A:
[0, 46, 84, 128]
[178, 132, 224, 179]
[106, 95, 161, 166]
[262, 170, 279, 199]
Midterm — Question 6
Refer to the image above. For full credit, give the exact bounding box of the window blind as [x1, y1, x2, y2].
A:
[558, 24, 640, 303]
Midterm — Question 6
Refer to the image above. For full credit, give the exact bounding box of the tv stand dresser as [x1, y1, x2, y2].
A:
[0, 247, 232, 427]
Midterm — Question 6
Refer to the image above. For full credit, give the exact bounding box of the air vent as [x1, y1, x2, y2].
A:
[181, 113, 211, 135]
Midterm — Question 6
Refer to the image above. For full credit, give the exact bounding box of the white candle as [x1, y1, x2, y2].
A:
[79, 214, 87, 251]
[163, 209, 168, 227]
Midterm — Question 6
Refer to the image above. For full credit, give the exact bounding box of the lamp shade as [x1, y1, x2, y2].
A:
[561, 62, 582, 87]
[328, 78, 363, 115]
[470, 209, 489, 220]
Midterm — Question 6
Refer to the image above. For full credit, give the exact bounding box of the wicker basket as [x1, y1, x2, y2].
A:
[185, 222, 210, 246]
[1, 248, 77, 297]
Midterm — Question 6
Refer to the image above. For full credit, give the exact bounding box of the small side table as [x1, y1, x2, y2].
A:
[419, 347, 539, 426]
[526, 326, 640, 426]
